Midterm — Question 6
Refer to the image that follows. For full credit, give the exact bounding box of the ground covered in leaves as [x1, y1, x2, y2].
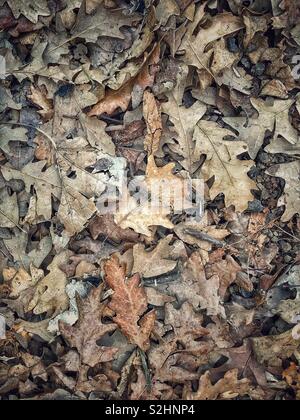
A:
[0, 0, 300, 401]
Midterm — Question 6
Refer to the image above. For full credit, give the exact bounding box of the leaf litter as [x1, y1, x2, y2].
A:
[0, 0, 300, 401]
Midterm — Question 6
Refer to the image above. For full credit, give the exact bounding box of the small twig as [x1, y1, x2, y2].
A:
[183, 228, 225, 247]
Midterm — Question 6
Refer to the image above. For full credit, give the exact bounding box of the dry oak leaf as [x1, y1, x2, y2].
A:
[104, 255, 156, 351]
[282, 363, 300, 400]
[143, 91, 162, 155]
[0, 0, 51, 23]
[114, 190, 174, 237]
[266, 161, 300, 221]
[71, 2, 140, 43]
[0, 189, 19, 229]
[185, 369, 251, 400]
[1, 161, 61, 221]
[9, 265, 43, 299]
[28, 85, 54, 121]
[180, 7, 243, 83]
[164, 302, 209, 352]
[28, 251, 73, 316]
[161, 66, 207, 173]
[251, 328, 300, 368]
[194, 121, 256, 212]
[59, 284, 118, 367]
[224, 98, 298, 159]
[174, 217, 230, 252]
[0, 125, 28, 155]
[132, 235, 178, 278]
[146, 155, 192, 213]
[3, 230, 52, 271]
[167, 251, 225, 317]
[148, 341, 204, 384]
[89, 214, 140, 243]
[206, 255, 252, 300]
[88, 46, 160, 117]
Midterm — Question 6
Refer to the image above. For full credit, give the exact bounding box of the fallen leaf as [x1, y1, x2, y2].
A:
[59, 284, 117, 367]
[143, 90, 162, 155]
[194, 121, 256, 211]
[0, 0, 51, 24]
[161, 63, 207, 172]
[132, 235, 178, 278]
[224, 98, 298, 159]
[0, 189, 19, 228]
[88, 46, 160, 116]
[185, 369, 251, 400]
[28, 251, 73, 316]
[28, 85, 54, 121]
[266, 161, 300, 221]
[251, 328, 300, 367]
[104, 255, 156, 351]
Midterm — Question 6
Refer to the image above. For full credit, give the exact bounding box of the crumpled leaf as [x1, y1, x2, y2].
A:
[194, 121, 256, 211]
[59, 284, 118, 367]
[180, 7, 244, 87]
[28, 85, 54, 121]
[206, 255, 252, 300]
[48, 280, 90, 334]
[164, 301, 209, 351]
[167, 251, 225, 317]
[88, 45, 160, 116]
[104, 255, 156, 351]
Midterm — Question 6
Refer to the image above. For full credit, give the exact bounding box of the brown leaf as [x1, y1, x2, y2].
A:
[206, 255, 251, 300]
[89, 214, 140, 243]
[164, 301, 210, 351]
[143, 91, 162, 155]
[88, 45, 160, 116]
[104, 255, 156, 351]
[132, 235, 179, 278]
[185, 369, 251, 400]
[166, 251, 225, 316]
[59, 285, 118, 367]
[28, 85, 54, 121]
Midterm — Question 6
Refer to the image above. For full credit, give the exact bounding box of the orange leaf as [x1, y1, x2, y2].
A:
[104, 255, 156, 351]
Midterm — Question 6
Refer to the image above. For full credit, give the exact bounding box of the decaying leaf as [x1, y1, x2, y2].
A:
[143, 90, 162, 155]
[59, 284, 118, 367]
[1, 0, 299, 402]
[104, 255, 156, 351]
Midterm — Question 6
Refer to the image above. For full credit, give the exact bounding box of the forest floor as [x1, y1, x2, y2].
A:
[0, 0, 300, 401]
